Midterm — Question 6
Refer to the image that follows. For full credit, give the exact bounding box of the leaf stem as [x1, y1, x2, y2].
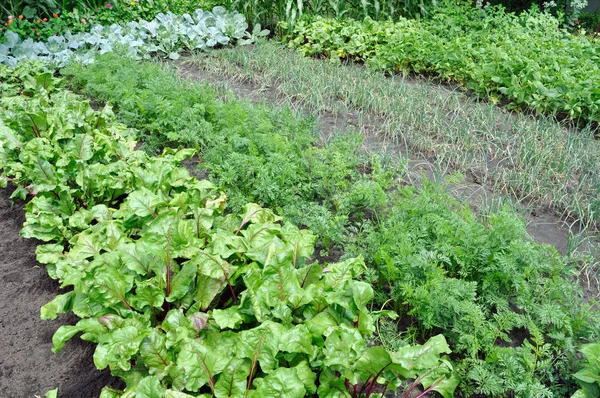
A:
[246, 334, 266, 394]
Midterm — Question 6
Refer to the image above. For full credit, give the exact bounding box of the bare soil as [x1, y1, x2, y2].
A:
[0, 186, 123, 397]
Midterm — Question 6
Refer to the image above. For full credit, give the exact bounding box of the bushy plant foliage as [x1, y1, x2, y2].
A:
[286, 3, 600, 124]
[573, 343, 600, 397]
[351, 182, 600, 396]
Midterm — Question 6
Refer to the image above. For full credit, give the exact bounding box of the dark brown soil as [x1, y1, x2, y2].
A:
[0, 186, 123, 397]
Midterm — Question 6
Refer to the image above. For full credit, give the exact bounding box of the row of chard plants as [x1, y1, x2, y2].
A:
[0, 64, 459, 396]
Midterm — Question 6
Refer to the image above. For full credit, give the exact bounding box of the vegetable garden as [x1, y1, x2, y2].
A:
[1, 0, 600, 397]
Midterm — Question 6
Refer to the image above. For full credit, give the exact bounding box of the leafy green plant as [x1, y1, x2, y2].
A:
[578, 9, 600, 32]
[1, 7, 254, 67]
[572, 343, 600, 398]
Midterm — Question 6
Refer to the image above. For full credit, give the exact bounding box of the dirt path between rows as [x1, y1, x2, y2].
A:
[0, 186, 122, 397]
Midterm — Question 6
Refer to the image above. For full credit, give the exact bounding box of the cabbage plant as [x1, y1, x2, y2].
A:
[0, 7, 257, 67]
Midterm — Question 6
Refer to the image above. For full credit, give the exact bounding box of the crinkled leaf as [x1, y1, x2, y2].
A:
[135, 375, 164, 398]
[249, 365, 307, 398]
[52, 324, 81, 353]
[167, 261, 197, 303]
[41, 291, 74, 320]
[131, 277, 166, 311]
[36, 243, 64, 265]
[390, 334, 452, 377]
[177, 335, 231, 392]
[213, 307, 244, 330]
[140, 330, 171, 376]
[94, 325, 147, 371]
[196, 273, 226, 310]
[237, 322, 283, 373]
[125, 188, 163, 218]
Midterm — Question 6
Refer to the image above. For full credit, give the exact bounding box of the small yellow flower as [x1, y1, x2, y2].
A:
[130, 1, 135, 5]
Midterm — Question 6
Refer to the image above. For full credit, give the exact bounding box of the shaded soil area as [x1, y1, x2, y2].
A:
[0, 186, 123, 397]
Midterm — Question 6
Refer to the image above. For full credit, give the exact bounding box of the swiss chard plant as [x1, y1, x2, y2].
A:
[572, 343, 600, 398]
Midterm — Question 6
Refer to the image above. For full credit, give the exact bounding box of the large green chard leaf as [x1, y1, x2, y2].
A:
[21, 195, 71, 242]
[237, 321, 284, 374]
[195, 273, 227, 310]
[249, 364, 310, 397]
[212, 307, 244, 329]
[135, 376, 165, 398]
[177, 332, 234, 392]
[131, 277, 166, 312]
[322, 325, 367, 371]
[124, 188, 164, 218]
[40, 291, 74, 320]
[140, 329, 173, 377]
[390, 334, 452, 375]
[93, 315, 150, 371]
